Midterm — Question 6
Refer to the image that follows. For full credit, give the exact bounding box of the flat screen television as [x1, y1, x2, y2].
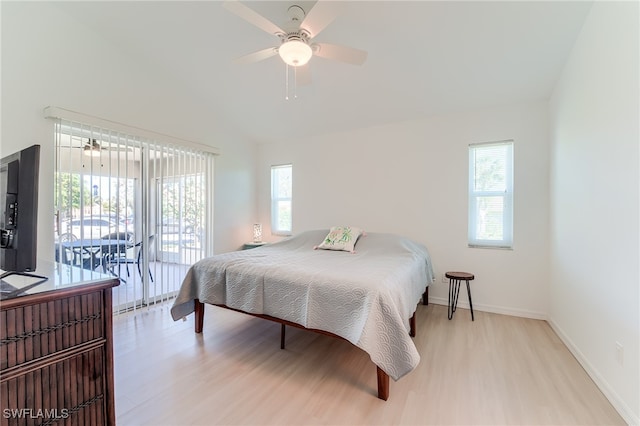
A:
[0, 144, 45, 281]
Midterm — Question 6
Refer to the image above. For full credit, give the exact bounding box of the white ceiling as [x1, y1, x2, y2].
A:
[53, 1, 592, 144]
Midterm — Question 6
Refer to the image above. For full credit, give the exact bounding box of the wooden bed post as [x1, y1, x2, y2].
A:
[194, 299, 204, 333]
[409, 313, 416, 337]
[422, 286, 429, 305]
[376, 366, 389, 401]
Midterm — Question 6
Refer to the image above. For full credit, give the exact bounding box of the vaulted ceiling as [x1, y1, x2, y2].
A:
[52, 1, 592, 144]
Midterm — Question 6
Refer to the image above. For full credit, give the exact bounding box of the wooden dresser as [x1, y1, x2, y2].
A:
[0, 263, 119, 425]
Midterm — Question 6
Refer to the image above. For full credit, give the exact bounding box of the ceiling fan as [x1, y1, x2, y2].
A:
[223, 0, 367, 82]
[67, 138, 133, 157]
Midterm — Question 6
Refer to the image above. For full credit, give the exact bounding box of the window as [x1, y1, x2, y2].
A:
[468, 141, 513, 248]
[271, 164, 292, 235]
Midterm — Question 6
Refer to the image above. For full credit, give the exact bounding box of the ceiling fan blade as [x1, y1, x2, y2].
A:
[79, 145, 133, 153]
[313, 43, 367, 65]
[300, 1, 343, 39]
[223, 1, 285, 36]
[234, 47, 278, 65]
[295, 64, 312, 86]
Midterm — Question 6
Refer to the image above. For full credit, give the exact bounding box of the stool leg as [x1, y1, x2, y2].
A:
[453, 280, 461, 314]
[448, 279, 453, 319]
[448, 279, 462, 320]
[465, 279, 474, 321]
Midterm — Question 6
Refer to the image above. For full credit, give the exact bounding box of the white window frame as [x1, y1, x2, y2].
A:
[468, 140, 514, 249]
[271, 164, 292, 235]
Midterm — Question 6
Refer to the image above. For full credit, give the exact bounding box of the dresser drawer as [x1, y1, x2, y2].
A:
[0, 346, 106, 426]
[0, 293, 104, 371]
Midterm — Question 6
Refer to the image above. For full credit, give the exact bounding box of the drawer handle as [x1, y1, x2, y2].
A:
[1, 312, 102, 345]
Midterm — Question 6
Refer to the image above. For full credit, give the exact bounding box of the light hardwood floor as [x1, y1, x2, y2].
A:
[113, 302, 624, 425]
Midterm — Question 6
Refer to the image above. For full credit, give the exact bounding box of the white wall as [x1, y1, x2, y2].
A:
[549, 2, 639, 423]
[258, 101, 550, 318]
[1, 2, 257, 258]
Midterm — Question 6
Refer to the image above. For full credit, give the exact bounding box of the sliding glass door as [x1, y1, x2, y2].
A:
[54, 120, 213, 313]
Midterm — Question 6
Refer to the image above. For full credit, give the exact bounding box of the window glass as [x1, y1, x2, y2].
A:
[468, 141, 513, 248]
[271, 164, 292, 235]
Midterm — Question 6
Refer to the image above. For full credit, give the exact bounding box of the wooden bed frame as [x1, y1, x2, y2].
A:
[192, 286, 429, 401]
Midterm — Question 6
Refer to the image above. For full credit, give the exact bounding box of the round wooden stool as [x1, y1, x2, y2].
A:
[446, 271, 475, 321]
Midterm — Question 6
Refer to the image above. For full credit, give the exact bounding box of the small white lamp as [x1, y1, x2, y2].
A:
[253, 223, 262, 243]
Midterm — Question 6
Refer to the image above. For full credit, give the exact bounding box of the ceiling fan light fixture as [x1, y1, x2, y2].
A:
[278, 40, 312, 67]
[84, 145, 101, 157]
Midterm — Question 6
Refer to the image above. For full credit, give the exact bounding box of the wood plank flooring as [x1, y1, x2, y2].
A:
[113, 303, 624, 425]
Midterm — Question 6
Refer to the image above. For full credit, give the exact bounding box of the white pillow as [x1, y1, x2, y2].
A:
[315, 226, 364, 253]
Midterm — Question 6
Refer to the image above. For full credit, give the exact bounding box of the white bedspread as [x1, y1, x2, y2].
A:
[170, 230, 435, 381]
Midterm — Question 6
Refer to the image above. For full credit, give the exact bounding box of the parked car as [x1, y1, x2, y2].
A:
[160, 218, 195, 235]
[62, 216, 129, 240]
[120, 215, 135, 228]
[158, 218, 201, 248]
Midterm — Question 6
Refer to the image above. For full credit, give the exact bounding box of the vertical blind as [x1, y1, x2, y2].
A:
[48, 109, 216, 314]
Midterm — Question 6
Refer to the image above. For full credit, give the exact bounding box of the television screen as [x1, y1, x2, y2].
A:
[0, 144, 41, 275]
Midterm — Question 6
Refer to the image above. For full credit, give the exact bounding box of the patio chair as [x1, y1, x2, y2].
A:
[59, 232, 77, 242]
[56, 232, 94, 268]
[106, 235, 154, 283]
[102, 231, 134, 242]
[56, 232, 76, 264]
[101, 231, 133, 259]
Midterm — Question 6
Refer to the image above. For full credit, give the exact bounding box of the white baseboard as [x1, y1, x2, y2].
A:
[547, 318, 639, 426]
[428, 297, 548, 320]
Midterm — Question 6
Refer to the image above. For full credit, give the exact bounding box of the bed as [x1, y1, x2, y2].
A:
[170, 229, 435, 400]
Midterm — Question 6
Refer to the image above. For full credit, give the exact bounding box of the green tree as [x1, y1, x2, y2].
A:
[160, 174, 204, 234]
[183, 175, 204, 232]
[55, 172, 91, 218]
[101, 178, 135, 219]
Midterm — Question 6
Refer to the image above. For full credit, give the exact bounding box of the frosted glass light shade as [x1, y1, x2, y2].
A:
[278, 40, 312, 66]
[253, 223, 263, 243]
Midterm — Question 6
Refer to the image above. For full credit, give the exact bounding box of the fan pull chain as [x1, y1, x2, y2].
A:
[284, 64, 300, 101]
[285, 64, 289, 100]
[294, 66, 298, 99]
